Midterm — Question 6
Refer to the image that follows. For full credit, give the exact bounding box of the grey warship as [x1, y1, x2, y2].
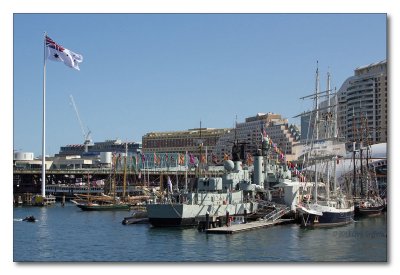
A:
[146, 143, 260, 227]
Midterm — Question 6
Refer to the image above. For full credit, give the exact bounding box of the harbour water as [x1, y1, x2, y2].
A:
[13, 202, 387, 262]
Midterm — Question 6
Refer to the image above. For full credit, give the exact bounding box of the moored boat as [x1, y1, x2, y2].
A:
[74, 172, 130, 211]
[77, 202, 130, 211]
[352, 142, 386, 218]
[297, 197, 354, 227]
[146, 143, 260, 227]
[354, 197, 385, 217]
[295, 64, 354, 228]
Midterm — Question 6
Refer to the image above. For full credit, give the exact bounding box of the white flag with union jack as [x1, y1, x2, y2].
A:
[45, 35, 83, 70]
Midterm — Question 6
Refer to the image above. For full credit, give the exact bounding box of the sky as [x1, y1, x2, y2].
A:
[12, 13, 387, 157]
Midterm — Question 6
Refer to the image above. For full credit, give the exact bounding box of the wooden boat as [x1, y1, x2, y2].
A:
[74, 172, 130, 211]
[77, 202, 130, 211]
[355, 196, 385, 217]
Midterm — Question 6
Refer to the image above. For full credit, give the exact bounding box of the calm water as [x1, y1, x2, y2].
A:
[13, 202, 387, 262]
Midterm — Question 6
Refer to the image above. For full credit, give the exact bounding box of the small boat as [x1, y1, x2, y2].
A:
[355, 197, 385, 217]
[122, 210, 149, 225]
[22, 216, 36, 222]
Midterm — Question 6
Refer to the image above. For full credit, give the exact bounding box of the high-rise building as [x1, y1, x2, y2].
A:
[337, 60, 387, 149]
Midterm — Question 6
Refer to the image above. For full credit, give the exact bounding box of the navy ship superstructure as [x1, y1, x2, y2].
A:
[146, 143, 260, 227]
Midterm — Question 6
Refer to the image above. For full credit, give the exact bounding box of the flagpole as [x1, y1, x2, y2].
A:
[41, 32, 47, 198]
[185, 151, 188, 192]
[147, 158, 149, 187]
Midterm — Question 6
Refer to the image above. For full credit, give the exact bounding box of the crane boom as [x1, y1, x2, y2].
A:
[69, 94, 91, 142]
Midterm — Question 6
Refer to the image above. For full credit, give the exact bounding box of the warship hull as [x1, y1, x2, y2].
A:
[146, 200, 257, 228]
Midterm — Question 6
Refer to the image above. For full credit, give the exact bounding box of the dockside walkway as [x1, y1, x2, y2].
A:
[205, 218, 294, 234]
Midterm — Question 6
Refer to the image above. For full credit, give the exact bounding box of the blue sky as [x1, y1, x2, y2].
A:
[13, 13, 386, 156]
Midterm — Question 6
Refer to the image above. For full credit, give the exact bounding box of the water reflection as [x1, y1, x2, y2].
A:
[36, 207, 53, 259]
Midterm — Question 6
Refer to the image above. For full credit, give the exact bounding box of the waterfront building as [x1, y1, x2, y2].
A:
[16, 139, 141, 171]
[13, 152, 53, 170]
[14, 151, 34, 161]
[13, 153, 94, 170]
[336, 60, 387, 150]
[213, 113, 300, 162]
[142, 128, 231, 160]
[57, 139, 141, 157]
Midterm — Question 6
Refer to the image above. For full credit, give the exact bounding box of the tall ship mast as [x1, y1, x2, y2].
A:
[296, 62, 354, 228]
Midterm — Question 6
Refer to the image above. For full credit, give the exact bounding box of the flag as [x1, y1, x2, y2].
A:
[45, 35, 83, 70]
[156, 155, 161, 165]
[246, 153, 253, 166]
[178, 153, 185, 165]
[189, 153, 195, 165]
[224, 153, 230, 161]
[262, 125, 267, 138]
[167, 176, 173, 193]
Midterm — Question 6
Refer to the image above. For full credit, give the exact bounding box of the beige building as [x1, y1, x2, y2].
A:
[337, 60, 387, 149]
[142, 128, 232, 158]
[213, 113, 301, 162]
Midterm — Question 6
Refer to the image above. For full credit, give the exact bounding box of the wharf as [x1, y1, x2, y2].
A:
[205, 219, 294, 234]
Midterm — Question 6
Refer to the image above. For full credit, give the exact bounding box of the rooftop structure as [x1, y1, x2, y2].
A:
[57, 139, 141, 157]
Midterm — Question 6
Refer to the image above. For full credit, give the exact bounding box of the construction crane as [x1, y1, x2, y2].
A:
[69, 94, 92, 151]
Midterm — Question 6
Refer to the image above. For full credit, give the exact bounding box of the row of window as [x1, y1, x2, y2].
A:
[144, 137, 219, 148]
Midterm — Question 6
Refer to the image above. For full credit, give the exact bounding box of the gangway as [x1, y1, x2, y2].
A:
[263, 205, 291, 222]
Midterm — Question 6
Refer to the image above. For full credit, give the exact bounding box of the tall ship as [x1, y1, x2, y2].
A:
[352, 140, 385, 217]
[146, 143, 260, 227]
[295, 64, 354, 227]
